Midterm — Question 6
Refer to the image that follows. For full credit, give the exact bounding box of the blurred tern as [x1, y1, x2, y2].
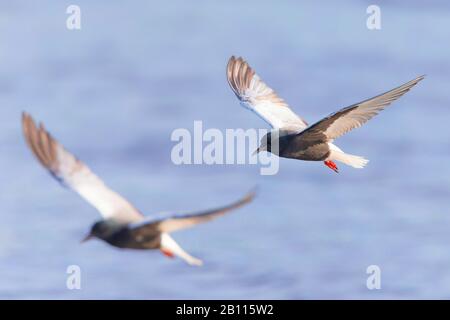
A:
[227, 56, 424, 173]
[22, 113, 255, 266]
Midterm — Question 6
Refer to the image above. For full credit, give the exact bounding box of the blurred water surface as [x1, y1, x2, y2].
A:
[0, 1, 450, 299]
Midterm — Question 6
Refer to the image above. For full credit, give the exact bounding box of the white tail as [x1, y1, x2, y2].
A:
[330, 150, 369, 169]
[327, 143, 369, 169]
[160, 233, 203, 266]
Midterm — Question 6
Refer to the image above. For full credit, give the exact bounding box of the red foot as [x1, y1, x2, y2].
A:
[160, 248, 175, 258]
[324, 160, 339, 173]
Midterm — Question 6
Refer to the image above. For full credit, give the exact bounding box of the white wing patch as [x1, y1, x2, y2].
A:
[227, 56, 308, 131]
[22, 113, 143, 223]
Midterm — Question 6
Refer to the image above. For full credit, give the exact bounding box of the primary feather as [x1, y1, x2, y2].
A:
[227, 56, 308, 131]
[22, 113, 143, 223]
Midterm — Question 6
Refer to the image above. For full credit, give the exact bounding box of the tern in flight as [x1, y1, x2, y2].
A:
[227, 56, 424, 172]
[22, 113, 254, 266]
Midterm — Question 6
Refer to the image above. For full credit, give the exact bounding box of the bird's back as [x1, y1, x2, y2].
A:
[105, 226, 161, 250]
[279, 134, 330, 161]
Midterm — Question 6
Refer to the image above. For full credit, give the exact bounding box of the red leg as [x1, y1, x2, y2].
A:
[324, 160, 339, 173]
[160, 248, 175, 258]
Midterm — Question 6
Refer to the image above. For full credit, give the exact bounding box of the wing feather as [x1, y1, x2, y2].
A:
[130, 190, 255, 235]
[297, 75, 425, 142]
[227, 56, 308, 131]
[22, 113, 143, 222]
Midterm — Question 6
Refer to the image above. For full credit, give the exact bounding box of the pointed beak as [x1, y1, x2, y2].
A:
[253, 144, 268, 156]
[81, 233, 93, 243]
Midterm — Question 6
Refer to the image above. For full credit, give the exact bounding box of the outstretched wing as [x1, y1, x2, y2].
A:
[227, 56, 308, 131]
[22, 113, 143, 223]
[130, 190, 256, 235]
[297, 75, 425, 142]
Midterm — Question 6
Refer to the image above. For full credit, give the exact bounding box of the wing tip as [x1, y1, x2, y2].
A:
[401, 75, 425, 91]
[21, 111, 33, 130]
[394, 74, 425, 98]
[412, 74, 426, 85]
[21, 111, 36, 147]
[22, 110, 29, 121]
[226, 55, 255, 98]
[21, 112, 59, 172]
[238, 187, 258, 206]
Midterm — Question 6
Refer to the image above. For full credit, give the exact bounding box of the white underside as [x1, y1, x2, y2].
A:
[327, 143, 369, 169]
[160, 233, 203, 266]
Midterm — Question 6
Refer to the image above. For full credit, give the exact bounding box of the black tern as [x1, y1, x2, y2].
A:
[22, 113, 255, 266]
[227, 56, 424, 173]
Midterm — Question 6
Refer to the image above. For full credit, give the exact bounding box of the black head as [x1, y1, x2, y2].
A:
[254, 132, 271, 154]
[255, 131, 287, 155]
[81, 220, 117, 242]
